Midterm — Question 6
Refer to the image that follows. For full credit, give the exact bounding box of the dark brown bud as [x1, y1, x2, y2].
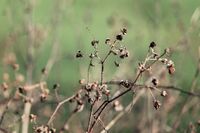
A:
[91, 40, 99, 46]
[119, 49, 129, 59]
[29, 114, 37, 123]
[120, 80, 131, 88]
[168, 65, 175, 75]
[153, 100, 161, 110]
[40, 94, 47, 102]
[149, 41, 156, 48]
[89, 53, 95, 58]
[116, 34, 123, 41]
[41, 67, 47, 75]
[18, 86, 26, 94]
[105, 38, 111, 44]
[76, 51, 83, 58]
[49, 128, 56, 133]
[152, 78, 158, 86]
[114, 61, 120, 67]
[53, 83, 60, 89]
[121, 28, 127, 35]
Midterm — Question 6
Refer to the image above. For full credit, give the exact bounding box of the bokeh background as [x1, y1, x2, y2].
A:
[0, 0, 200, 132]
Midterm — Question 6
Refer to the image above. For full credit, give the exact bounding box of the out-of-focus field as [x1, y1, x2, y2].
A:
[0, 0, 200, 132]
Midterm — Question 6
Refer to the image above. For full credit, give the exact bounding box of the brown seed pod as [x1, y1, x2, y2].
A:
[168, 65, 175, 75]
[149, 41, 156, 48]
[152, 78, 158, 86]
[116, 34, 123, 41]
[161, 90, 167, 97]
[91, 40, 99, 46]
[105, 38, 111, 44]
[121, 28, 127, 35]
[153, 100, 161, 110]
[76, 51, 83, 58]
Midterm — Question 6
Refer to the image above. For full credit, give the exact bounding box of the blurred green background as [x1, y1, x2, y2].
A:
[0, 0, 200, 132]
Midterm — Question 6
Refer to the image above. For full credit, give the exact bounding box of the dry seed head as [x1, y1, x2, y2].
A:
[91, 40, 99, 46]
[168, 65, 175, 75]
[53, 83, 60, 89]
[105, 38, 111, 44]
[79, 79, 85, 84]
[76, 51, 83, 58]
[120, 80, 131, 88]
[116, 34, 123, 41]
[18, 86, 26, 94]
[153, 100, 161, 110]
[152, 78, 158, 86]
[41, 67, 47, 75]
[29, 114, 37, 123]
[40, 93, 47, 102]
[149, 41, 156, 48]
[121, 28, 127, 35]
[119, 49, 129, 59]
[113, 100, 123, 111]
[161, 90, 167, 97]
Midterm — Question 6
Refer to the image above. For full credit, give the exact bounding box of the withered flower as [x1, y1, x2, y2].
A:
[161, 90, 167, 97]
[116, 34, 123, 41]
[152, 78, 158, 86]
[105, 38, 111, 44]
[149, 41, 156, 48]
[91, 40, 99, 46]
[121, 28, 127, 35]
[153, 100, 161, 110]
[76, 51, 83, 58]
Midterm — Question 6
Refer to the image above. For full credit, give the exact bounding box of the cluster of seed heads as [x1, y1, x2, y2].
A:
[34, 125, 56, 133]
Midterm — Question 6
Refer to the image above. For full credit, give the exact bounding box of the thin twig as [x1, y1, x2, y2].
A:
[47, 96, 75, 125]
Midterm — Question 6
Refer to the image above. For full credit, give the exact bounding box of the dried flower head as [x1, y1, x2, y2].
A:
[113, 100, 123, 111]
[53, 83, 60, 90]
[120, 80, 131, 88]
[116, 34, 123, 41]
[76, 51, 83, 58]
[121, 28, 127, 35]
[91, 40, 99, 46]
[119, 48, 129, 59]
[34, 125, 50, 133]
[29, 114, 37, 123]
[149, 41, 156, 48]
[161, 90, 167, 97]
[105, 38, 111, 44]
[41, 67, 47, 75]
[18, 86, 26, 94]
[152, 78, 158, 86]
[153, 100, 161, 110]
[168, 65, 175, 75]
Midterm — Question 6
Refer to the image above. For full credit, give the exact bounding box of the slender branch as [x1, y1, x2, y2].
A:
[100, 50, 112, 85]
[87, 50, 169, 132]
[100, 90, 144, 133]
[47, 96, 75, 125]
[87, 101, 96, 132]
